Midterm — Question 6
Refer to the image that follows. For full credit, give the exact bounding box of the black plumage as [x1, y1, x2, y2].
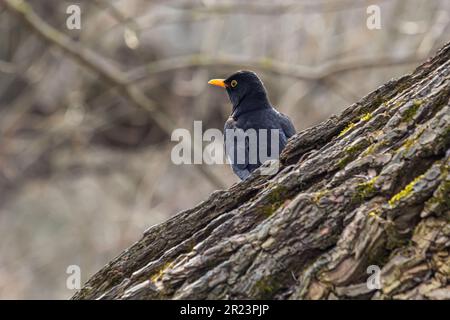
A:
[209, 71, 296, 180]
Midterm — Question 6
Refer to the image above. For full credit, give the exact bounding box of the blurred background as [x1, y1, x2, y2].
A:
[0, 0, 448, 299]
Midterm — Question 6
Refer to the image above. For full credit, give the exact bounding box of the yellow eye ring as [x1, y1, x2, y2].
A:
[230, 80, 238, 88]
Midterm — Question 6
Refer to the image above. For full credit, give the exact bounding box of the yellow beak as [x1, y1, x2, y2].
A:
[208, 79, 226, 88]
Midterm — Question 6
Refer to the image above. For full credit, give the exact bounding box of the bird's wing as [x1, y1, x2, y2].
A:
[224, 117, 252, 179]
[278, 112, 296, 138]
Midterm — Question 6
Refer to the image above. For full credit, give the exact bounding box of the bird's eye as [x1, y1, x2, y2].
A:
[230, 80, 238, 88]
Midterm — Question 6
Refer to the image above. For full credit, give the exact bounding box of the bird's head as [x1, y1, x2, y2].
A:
[208, 70, 270, 115]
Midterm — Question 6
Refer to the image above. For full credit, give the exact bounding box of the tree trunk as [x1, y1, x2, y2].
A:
[73, 42, 450, 300]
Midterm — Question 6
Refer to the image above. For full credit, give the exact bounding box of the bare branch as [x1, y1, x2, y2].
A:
[168, 0, 390, 15]
[127, 53, 426, 84]
[3, 0, 226, 190]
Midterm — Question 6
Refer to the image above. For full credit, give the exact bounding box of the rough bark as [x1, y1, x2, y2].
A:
[73, 42, 450, 300]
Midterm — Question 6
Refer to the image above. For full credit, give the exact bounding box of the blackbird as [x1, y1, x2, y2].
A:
[208, 70, 296, 180]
